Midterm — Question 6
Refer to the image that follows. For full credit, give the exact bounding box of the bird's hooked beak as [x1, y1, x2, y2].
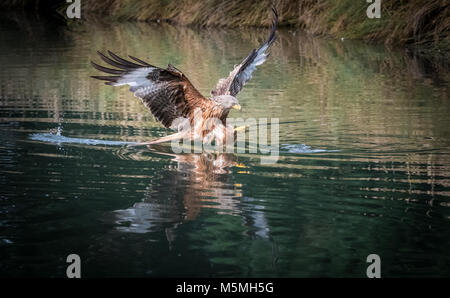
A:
[232, 104, 241, 111]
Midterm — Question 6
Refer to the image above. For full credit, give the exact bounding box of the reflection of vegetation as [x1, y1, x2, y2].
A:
[1, 19, 448, 146]
[2, 19, 449, 182]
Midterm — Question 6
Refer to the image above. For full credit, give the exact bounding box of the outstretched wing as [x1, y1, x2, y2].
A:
[91, 51, 209, 128]
[211, 7, 278, 97]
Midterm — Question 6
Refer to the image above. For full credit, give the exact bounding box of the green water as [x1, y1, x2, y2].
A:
[1, 15, 450, 277]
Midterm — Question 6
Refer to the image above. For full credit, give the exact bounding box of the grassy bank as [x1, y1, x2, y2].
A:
[2, 0, 449, 56]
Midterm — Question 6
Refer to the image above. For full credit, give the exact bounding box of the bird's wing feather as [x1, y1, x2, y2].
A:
[211, 7, 278, 97]
[91, 51, 209, 129]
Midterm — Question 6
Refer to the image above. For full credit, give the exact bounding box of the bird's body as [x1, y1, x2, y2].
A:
[91, 8, 278, 147]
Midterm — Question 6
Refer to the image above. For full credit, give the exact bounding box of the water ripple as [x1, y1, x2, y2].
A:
[30, 133, 135, 146]
[281, 144, 338, 153]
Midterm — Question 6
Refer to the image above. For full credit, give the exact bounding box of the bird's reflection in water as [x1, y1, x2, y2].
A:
[113, 151, 243, 245]
[115, 149, 272, 233]
[110, 147, 278, 266]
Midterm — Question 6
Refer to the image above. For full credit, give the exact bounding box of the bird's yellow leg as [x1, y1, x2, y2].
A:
[235, 125, 248, 132]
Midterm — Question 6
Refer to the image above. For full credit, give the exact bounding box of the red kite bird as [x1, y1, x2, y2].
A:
[91, 8, 278, 147]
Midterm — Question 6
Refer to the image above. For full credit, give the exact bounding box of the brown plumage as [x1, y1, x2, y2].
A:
[91, 7, 278, 146]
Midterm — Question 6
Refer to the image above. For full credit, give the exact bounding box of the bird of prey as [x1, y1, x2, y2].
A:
[91, 8, 278, 147]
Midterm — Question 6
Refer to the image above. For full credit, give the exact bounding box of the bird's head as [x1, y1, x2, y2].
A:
[212, 95, 241, 111]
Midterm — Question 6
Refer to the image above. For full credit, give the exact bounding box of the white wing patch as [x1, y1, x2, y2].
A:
[210, 8, 277, 97]
[113, 67, 155, 90]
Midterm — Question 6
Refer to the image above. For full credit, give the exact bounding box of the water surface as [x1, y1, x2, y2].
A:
[1, 14, 450, 277]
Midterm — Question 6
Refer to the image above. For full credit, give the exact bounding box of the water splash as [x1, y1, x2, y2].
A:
[56, 125, 62, 136]
[30, 133, 135, 146]
[281, 144, 338, 153]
